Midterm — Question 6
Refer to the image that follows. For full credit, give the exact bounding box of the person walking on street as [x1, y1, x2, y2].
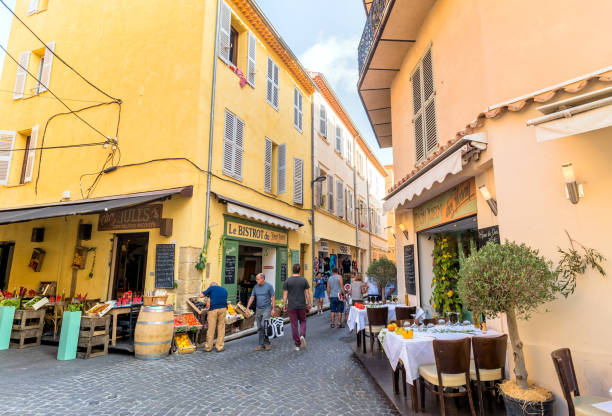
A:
[201, 282, 228, 352]
[313, 272, 326, 315]
[246, 273, 275, 351]
[327, 267, 345, 328]
[283, 264, 311, 351]
[350, 272, 368, 305]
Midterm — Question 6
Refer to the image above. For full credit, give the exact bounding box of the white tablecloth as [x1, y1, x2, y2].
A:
[381, 326, 502, 385]
[346, 305, 400, 332]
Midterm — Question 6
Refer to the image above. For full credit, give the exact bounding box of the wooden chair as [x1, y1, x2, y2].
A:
[395, 306, 416, 327]
[551, 348, 609, 416]
[423, 317, 448, 325]
[471, 334, 507, 416]
[393, 358, 419, 412]
[366, 307, 388, 354]
[419, 338, 476, 416]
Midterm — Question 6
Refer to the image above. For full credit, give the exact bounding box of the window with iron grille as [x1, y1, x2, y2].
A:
[411, 48, 437, 164]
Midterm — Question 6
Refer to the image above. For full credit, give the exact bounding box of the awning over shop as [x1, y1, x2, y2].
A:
[214, 193, 303, 231]
[383, 144, 470, 214]
[531, 101, 612, 142]
[0, 186, 193, 225]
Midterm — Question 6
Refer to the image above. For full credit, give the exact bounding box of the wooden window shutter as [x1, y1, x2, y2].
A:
[218, 1, 231, 62]
[335, 125, 342, 153]
[336, 180, 343, 218]
[39, 42, 55, 93]
[13, 51, 30, 99]
[414, 113, 424, 162]
[23, 125, 39, 183]
[277, 143, 286, 193]
[293, 157, 303, 204]
[246, 32, 256, 87]
[264, 138, 272, 192]
[223, 110, 235, 177]
[294, 88, 303, 131]
[422, 49, 434, 100]
[234, 117, 244, 180]
[349, 190, 354, 223]
[411, 67, 421, 115]
[266, 57, 274, 106]
[319, 104, 326, 137]
[28, 0, 38, 15]
[0, 131, 16, 185]
[327, 175, 334, 213]
[273, 62, 279, 108]
[425, 99, 438, 153]
[298, 92, 303, 130]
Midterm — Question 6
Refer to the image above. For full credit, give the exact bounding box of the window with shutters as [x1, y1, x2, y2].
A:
[316, 165, 327, 209]
[222, 109, 244, 180]
[293, 157, 304, 204]
[327, 175, 334, 213]
[229, 27, 239, 66]
[345, 188, 354, 223]
[19, 125, 39, 184]
[14, 43, 55, 100]
[345, 137, 352, 166]
[335, 125, 343, 154]
[264, 138, 273, 193]
[336, 180, 344, 218]
[277, 143, 286, 194]
[319, 103, 327, 138]
[246, 32, 256, 87]
[266, 57, 279, 109]
[412, 48, 437, 164]
[0, 131, 15, 185]
[293, 88, 303, 132]
[218, 1, 232, 63]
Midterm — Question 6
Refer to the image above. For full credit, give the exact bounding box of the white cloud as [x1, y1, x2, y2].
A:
[299, 35, 360, 91]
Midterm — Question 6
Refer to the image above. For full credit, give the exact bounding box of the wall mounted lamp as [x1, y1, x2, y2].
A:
[561, 163, 583, 204]
[478, 185, 498, 216]
[311, 175, 327, 185]
[398, 223, 410, 241]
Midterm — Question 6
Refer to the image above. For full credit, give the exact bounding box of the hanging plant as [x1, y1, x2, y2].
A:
[195, 227, 212, 271]
[87, 247, 97, 279]
[556, 230, 606, 297]
[218, 236, 225, 266]
[430, 235, 462, 315]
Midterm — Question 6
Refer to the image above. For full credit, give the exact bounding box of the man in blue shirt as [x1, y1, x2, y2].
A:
[247, 273, 275, 351]
[201, 282, 228, 352]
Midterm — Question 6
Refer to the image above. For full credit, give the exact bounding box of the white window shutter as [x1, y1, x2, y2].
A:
[28, 0, 38, 15]
[319, 104, 326, 137]
[298, 93, 303, 129]
[273, 63, 279, 108]
[293, 157, 303, 204]
[13, 51, 30, 99]
[0, 131, 15, 185]
[39, 42, 55, 93]
[293, 88, 302, 131]
[335, 125, 342, 153]
[218, 1, 231, 62]
[247, 32, 256, 87]
[23, 125, 39, 183]
[327, 175, 334, 213]
[234, 117, 244, 180]
[223, 110, 235, 177]
[414, 113, 424, 162]
[266, 58, 274, 105]
[277, 143, 286, 193]
[336, 181, 343, 217]
[264, 138, 272, 192]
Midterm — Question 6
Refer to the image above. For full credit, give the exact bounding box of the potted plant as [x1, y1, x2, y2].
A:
[366, 257, 396, 304]
[457, 241, 558, 415]
[57, 303, 83, 360]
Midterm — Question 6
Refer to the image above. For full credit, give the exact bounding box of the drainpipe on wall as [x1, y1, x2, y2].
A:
[204, 0, 222, 262]
[353, 135, 359, 270]
[310, 100, 316, 281]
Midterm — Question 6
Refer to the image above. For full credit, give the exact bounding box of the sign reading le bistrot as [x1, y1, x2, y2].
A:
[98, 204, 162, 231]
[226, 221, 287, 245]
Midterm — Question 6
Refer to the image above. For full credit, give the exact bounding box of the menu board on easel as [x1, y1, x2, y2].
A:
[404, 245, 416, 295]
[224, 255, 236, 285]
[155, 244, 175, 289]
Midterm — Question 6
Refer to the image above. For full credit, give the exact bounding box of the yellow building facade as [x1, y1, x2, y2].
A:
[0, 0, 315, 311]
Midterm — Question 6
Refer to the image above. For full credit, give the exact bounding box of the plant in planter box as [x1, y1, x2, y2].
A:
[457, 241, 558, 414]
[367, 257, 396, 304]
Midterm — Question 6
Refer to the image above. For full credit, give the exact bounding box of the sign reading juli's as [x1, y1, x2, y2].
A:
[98, 204, 162, 231]
[413, 178, 477, 232]
[226, 221, 288, 245]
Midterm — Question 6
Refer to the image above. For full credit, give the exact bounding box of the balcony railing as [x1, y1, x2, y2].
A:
[357, 0, 390, 75]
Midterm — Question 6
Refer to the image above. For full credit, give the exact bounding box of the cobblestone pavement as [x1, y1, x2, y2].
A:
[0, 312, 398, 416]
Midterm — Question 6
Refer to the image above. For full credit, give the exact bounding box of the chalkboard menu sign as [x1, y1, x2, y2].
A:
[224, 255, 236, 285]
[478, 225, 501, 248]
[155, 244, 175, 289]
[404, 245, 416, 295]
[280, 263, 287, 282]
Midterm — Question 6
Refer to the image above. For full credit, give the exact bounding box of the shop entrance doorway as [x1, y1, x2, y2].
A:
[0, 242, 14, 290]
[112, 233, 149, 299]
[236, 244, 276, 307]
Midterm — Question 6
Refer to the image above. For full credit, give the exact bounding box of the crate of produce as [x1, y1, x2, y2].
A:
[23, 296, 49, 311]
[180, 313, 202, 330]
[173, 315, 188, 332]
[86, 303, 113, 318]
[174, 333, 196, 354]
[187, 297, 208, 324]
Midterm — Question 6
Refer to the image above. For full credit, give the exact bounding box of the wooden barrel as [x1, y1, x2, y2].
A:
[134, 305, 173, 360]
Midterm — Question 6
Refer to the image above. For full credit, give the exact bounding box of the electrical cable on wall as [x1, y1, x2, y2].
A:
[0, 89, 107, 103]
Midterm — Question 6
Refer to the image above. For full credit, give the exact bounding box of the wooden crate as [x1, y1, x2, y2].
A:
[10, 327, 43, 349]
[79, 315, 110, 338]
[77, 334, 109, 359]
[12, 309, 45, 331]
[239, 315, 255, 331]
[186, 297, 208, 324]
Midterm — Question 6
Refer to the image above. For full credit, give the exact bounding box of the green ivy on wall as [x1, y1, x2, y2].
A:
[430, 235, 462, 314]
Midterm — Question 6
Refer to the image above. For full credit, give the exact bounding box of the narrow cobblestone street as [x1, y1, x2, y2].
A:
[0, 312, 398, 416]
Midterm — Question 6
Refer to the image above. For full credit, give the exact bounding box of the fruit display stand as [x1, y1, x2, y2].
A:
[173, 333, 196, 354]
[77, 315, 110, 359]
[171, 313, 202, 354]
[11, 309, 45, 349]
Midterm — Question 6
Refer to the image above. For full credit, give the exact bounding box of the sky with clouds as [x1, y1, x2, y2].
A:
[0, 0, 391, 164]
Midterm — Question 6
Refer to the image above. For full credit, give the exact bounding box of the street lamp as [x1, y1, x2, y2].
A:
[311, 175, 326, 184]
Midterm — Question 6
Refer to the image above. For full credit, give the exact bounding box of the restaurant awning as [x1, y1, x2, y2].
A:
[383, 134, 487, 214]
[0, 186, 193, 225]
[214, 193, 303, 230]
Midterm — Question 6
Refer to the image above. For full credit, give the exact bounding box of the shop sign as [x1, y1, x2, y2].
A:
[226, 221, 287, 245]
[98, 204, 162, 231]
[338, 245, 350, 255]
[477, 225, 500, 248]
[319, 241, 329, 253]
[413, 178, 477, 232]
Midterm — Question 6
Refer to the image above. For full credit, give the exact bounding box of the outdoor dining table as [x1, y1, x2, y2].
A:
[347, 304, 399, 353]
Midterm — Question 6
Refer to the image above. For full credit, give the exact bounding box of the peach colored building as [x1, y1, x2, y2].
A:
[357, 0, 612, 411]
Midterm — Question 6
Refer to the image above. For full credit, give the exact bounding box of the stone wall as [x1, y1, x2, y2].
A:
[175, 246, 202, 313]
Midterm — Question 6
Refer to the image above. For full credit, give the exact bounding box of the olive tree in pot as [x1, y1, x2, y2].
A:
[457, 241, 558, 415]
[367, 257, 396, 304]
